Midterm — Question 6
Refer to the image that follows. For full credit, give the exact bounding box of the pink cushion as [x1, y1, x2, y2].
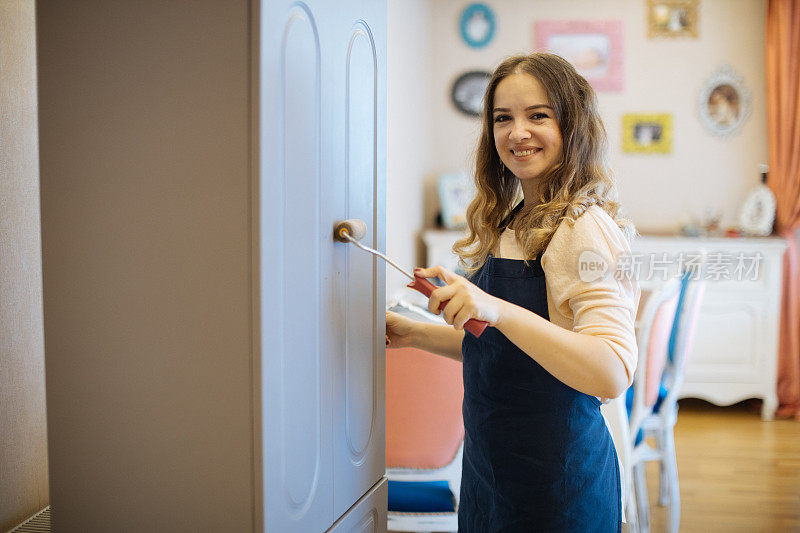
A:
[385, 347, 464, 469]
[676, 283, 706, 369]
[645, 295, 679, 406]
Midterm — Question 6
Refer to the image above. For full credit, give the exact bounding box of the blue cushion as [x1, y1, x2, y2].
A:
[667, 271, 693, 362]
[625, 383, 668, 416]
[387, 480, 456, 513]
[625, 384, 668, 445]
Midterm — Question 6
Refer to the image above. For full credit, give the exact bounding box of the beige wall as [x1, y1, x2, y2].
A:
[386, 0, 434, 297]
[0, 1, 49, 530]
[387, 0, 770, 295]
[428, 0, 768, 231]
[37, 2, 255, 530]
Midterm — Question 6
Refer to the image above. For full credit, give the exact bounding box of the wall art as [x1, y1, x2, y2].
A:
[451, 70, 491, 116]
[622, 113, 673, 154]
[533, 20, 624, 92]
[648, 0, 699, 38]
[460, 3, 496, 48]
[698, 65, 751, 138]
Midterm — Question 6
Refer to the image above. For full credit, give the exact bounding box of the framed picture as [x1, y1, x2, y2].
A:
[460, 3, 496, 48]
[533, 20, 624, 92]
[622, 113, 672, 154]
[647, 0, 699, 38]
[451, 70, 491, 117]
[698, 65, 751, 138]
[438, 172, 474, 230]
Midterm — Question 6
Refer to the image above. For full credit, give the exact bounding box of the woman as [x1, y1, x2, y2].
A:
[386, 53, 640, 531]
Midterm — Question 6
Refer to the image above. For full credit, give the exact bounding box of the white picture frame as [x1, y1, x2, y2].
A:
[438, 172, 474, 230]
[698, 65, 751, 138]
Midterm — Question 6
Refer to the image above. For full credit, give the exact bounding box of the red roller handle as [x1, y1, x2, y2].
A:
[407, 275, 489, 338]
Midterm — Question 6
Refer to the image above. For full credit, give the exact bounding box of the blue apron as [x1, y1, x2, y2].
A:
[458, 207, 621, 532]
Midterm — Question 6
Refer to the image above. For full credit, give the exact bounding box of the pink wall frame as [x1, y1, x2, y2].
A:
[533, 20, 624, 92]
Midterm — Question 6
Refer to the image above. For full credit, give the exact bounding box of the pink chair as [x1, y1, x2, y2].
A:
[628, 277, 681, 533]
[385, 347, 464, 533]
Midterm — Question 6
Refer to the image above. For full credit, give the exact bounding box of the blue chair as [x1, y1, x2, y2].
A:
[627, 271, 706, 533]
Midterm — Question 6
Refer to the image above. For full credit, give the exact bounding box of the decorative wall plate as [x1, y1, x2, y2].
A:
[698, 65, 751, 138]
[739, 180, 776, 237]
[451, 70, 491, 117]
[460, 3, 496, 48]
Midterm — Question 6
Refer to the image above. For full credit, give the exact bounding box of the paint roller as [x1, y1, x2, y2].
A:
[334, 219, 488, 338]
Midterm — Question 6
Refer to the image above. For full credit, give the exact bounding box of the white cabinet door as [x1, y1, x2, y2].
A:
[261, 3, 333, 531]
[331, 4, 387, 523]
[261, 1, 386, 531]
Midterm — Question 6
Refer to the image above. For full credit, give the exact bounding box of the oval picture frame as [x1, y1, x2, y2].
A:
[698, 65, 751, 138]
[460, 3, 496, 48]
[451, 70, 491, 117]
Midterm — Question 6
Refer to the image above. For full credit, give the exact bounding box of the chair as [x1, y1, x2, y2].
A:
[640, 273, 706, 533]
[628, 277, 681, 533]
[600, 391, 638, 531]
[385, 345, 464, 533]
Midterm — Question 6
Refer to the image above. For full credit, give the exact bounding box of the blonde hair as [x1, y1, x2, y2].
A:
[454, 53, 636, 274]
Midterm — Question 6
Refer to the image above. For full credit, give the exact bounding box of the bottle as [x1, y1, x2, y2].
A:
[737, 164, 776, 236]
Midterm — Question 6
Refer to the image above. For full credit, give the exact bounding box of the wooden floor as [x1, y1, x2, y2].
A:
[642, 399, 800, 533]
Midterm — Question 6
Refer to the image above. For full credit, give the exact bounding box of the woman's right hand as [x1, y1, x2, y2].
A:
[385, 310, 418, 349]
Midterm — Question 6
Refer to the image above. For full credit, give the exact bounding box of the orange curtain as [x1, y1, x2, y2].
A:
[766, 0, 800, 419]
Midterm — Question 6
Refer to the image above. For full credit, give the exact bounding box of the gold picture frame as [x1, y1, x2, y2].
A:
[622, 114, 672, 154]
[647, 0, 699, 38]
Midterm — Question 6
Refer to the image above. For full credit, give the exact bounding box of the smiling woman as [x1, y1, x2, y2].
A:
[386, 53, 640, 532]
[491, 73, 563, 199]
[456, 53, 634, 268]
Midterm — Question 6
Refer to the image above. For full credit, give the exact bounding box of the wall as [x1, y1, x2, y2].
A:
[386, 0, 433, 297]
[0, 1, 49, 530]
[37, 2, 255, 529]
[386, 0, 770, 296]
[429, 0, 767, 231]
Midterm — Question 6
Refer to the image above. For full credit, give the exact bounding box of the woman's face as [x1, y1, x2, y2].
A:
[492, 72, 563, 188]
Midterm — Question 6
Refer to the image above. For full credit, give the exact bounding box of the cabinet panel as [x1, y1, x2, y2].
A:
[344, 22, 378, 462]
[688, 300, 760, 379]
[262, 2, 333, 531]
[281, 3, 323, 511]
[333, 9, 387, 523]
[328, 478, 388, 533]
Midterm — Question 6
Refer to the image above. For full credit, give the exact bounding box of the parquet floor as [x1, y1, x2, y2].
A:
[642, 399, 800, 533]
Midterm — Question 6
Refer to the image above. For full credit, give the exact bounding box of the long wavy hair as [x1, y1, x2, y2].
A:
[454, 53, 636, 274]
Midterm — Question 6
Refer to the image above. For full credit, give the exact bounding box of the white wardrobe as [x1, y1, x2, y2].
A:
[37, 1, 386, 531]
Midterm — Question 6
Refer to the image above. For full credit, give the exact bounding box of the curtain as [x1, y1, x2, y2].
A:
[766, 0, 800, 419]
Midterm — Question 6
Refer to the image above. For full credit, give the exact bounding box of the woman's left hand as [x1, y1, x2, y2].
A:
[414, 266, 506, 329]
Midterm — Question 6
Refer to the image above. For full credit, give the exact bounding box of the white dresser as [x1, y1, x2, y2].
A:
[631, 235, 787, 420]
[423, 230, 788, 419]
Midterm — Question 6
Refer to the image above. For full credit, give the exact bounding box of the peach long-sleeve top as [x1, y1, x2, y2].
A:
[495, 205, 641, 384]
